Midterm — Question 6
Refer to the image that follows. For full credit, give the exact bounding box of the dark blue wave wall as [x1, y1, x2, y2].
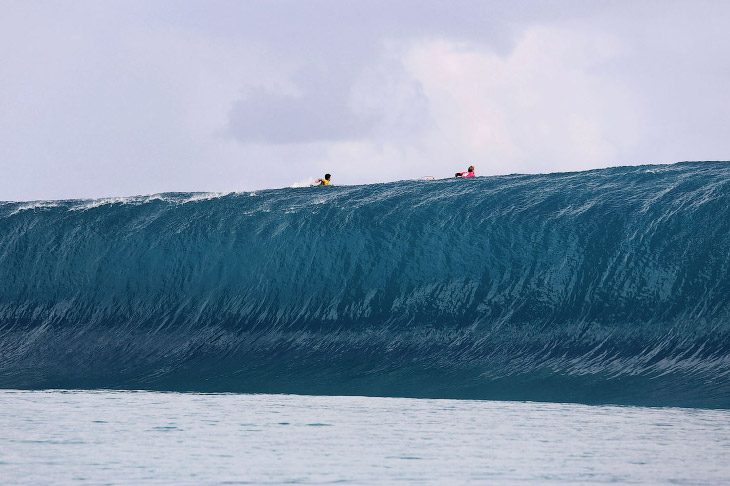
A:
[1, 162, 729, 408]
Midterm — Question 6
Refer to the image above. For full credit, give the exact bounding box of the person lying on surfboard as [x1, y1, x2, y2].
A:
[315, 173, 331, 186]
[455, 165, 475, 178]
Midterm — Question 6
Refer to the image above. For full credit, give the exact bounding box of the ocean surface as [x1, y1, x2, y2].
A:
[1, 390, 729, 484]
[2, 162, 730, 483]
[2, 161, 730, 408]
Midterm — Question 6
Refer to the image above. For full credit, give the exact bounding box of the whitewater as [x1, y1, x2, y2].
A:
[1, 161, 729, 408]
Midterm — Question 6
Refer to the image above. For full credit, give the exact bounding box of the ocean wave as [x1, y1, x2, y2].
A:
[1, 161, 729, 408]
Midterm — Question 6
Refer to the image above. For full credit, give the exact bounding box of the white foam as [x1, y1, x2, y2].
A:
[178, 192, 229, 204]
[68, 194, 167, 211]
[290, 177, 317, 188]
[8, 201, 61, 216]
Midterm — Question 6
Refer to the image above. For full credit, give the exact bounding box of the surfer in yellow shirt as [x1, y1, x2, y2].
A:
[315, 173, 331, 186]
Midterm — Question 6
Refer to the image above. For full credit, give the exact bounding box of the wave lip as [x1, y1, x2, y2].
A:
[1, 161, 730, 408]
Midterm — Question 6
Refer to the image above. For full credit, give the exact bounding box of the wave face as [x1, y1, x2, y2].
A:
[1, 162, 730, 408]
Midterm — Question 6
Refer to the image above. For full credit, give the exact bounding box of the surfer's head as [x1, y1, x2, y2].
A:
[324, 173, 331, 181]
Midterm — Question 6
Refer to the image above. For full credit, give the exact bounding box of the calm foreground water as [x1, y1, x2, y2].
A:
[0, 390, 728, 484]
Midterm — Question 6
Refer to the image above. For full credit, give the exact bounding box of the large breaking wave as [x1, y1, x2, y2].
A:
[1, 162, 729, 408]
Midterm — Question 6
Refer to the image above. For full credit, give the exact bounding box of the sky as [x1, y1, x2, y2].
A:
[1, 0, 729, 201]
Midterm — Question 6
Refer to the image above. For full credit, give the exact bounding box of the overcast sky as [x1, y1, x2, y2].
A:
[1, 0, 729, 201]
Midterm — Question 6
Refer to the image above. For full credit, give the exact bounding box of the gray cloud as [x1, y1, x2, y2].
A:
[226, 57, 431, 144]
[226, 67, 371, 144]
[162, 0, 599, 145]
[228, 88, 364, 144]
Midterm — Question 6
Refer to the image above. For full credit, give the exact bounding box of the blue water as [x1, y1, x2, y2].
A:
[1, 390, 729, 484]
[1, 162, 730, 408]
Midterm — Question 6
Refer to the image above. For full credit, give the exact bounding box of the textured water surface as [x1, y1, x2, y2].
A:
[1, 162, 730, 407]
[0, 390, 728, 484]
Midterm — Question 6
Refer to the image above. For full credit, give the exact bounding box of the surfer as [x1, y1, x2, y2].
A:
[315, 173, 332, 186]
[455, 165, 475, 178]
